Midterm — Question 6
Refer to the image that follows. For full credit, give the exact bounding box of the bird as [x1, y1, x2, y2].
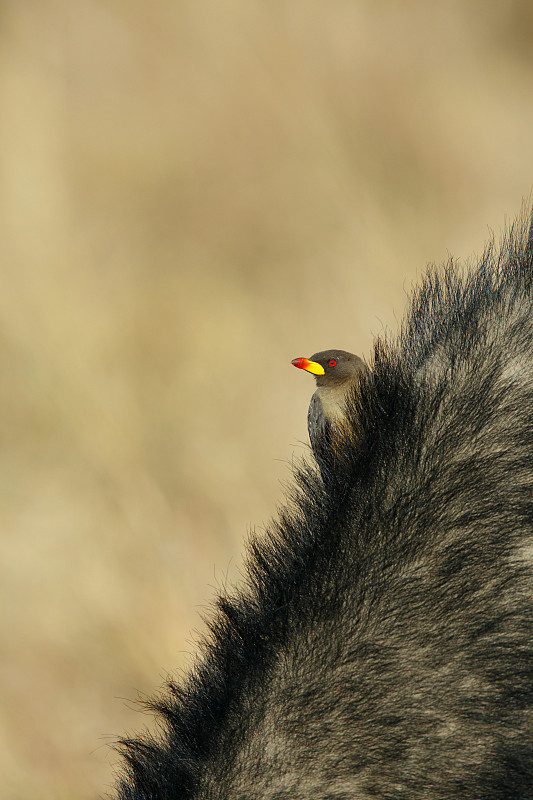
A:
[291, 349, 368, 471]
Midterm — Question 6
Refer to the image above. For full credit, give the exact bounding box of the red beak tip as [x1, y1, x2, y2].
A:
[291, 357, 306, 369]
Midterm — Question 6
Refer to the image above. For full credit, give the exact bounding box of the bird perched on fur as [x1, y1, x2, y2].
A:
[291, 349, 368, 473]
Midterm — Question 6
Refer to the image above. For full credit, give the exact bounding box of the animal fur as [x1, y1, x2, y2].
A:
[115, 208, 533, 799]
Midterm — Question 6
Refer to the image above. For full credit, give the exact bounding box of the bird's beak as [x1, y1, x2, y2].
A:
[291, 357, 325, 376]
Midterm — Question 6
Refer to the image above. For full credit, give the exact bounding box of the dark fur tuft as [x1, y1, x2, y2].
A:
[115, 206, 533, 799]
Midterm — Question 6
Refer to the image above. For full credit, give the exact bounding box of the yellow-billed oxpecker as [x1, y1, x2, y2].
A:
[291, 349, 368, 470]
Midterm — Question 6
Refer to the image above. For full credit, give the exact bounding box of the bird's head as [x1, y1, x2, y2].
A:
[291, 350, 366, 388]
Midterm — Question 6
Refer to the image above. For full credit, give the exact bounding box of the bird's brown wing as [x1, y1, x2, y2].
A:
[307, 391, 331, 463]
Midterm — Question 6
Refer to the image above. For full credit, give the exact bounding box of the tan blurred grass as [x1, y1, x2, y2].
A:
[0, 1, 532, 797]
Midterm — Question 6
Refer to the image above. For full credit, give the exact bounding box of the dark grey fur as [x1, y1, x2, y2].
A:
[114, 209, 533, 799]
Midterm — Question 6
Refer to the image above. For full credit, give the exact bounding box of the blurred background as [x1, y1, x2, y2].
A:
[0, 1, 532, 797]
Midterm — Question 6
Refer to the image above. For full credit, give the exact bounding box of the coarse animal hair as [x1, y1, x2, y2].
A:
[114, 207, 533, 800]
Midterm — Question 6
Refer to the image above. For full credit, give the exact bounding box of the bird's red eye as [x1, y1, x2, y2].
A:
[329, 359, 336, 367]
